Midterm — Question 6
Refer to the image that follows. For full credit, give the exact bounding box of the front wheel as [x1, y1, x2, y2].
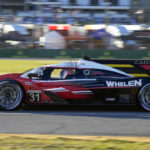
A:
[138, 83, 150, 111]
[0, 80, 23, 110]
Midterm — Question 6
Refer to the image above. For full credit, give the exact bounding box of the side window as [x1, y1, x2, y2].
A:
[50, 69, 77, 79]
[51, 69, 63, 79]
[42, 68, 86, 80]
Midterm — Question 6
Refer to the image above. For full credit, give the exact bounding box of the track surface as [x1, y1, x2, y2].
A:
[0, 107, 150, 137]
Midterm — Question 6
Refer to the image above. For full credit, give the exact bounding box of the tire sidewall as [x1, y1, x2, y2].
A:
[138, 83, 150, 111]
[0, 80, 23, 110]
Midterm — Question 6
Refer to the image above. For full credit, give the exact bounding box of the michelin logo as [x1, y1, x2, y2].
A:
[106, 79, 142, 87]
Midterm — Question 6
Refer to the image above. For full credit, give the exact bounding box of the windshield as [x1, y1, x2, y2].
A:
[21, 67, 45, 78]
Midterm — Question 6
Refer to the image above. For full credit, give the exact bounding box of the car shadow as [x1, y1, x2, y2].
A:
[1, 105, 150, 120]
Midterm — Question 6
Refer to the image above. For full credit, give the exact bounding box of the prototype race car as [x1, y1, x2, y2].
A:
[1, 57, 150, 111]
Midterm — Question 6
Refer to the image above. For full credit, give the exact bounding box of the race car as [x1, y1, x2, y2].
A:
[1, 57, 150, 111]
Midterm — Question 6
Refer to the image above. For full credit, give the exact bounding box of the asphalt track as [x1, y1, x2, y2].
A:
[0, 106, 150, 137]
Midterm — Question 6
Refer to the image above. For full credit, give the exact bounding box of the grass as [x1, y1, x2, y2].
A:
[0, 59, 64, 74]
[0, 135, 150, 150]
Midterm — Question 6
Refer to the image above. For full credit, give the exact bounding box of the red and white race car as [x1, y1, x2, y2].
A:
[1, 58, 150, 111]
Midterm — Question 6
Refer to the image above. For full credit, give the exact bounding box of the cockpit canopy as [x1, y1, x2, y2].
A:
[21, 59, 132, 80]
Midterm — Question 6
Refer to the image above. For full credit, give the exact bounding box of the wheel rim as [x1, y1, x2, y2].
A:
[140, 85, 150, 111]
[0, 82, 22, 110]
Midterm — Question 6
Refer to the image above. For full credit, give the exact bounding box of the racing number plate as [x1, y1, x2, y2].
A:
[27, 90, 41, 102]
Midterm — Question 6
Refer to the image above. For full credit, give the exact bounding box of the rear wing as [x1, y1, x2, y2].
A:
[91, 59, 150, 77]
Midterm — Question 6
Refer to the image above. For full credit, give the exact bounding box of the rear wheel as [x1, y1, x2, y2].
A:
[138, 83, 150, 111]
[0, 80, 23, 110]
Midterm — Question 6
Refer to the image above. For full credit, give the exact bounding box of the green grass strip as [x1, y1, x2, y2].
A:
[0, 134, 150, 150]
[0, 59, 64, 74]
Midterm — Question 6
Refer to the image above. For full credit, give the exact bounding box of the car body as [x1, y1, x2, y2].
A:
[1, 58, 150, 111]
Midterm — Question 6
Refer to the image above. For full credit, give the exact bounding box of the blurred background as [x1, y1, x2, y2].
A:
[0, 0, 150, 51]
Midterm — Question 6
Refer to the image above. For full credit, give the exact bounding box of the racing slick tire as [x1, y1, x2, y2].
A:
[0, 80, 23, 110]
[138, 83, 150, 111]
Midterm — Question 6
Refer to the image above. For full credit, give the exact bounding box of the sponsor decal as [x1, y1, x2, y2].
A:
[84, 70, 90, 76]
[25, 82, 32, 85]
[27, 90, 41, 93]
[135, 60, 150, 65]
[105, 98, 116, 102]
[27, 90, 41, 102]
[106, 79, 142, 87]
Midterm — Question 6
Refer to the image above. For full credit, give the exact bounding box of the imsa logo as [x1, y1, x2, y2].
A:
[106, 79, 142, 87]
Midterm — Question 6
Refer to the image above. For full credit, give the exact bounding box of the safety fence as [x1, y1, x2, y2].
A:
[0, 49, 150, 59]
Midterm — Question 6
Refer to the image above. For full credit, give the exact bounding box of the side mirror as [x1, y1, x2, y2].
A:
[28, 73, 39, 78]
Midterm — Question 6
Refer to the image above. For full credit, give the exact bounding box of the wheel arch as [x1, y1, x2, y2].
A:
[0, 79, 26, 96]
